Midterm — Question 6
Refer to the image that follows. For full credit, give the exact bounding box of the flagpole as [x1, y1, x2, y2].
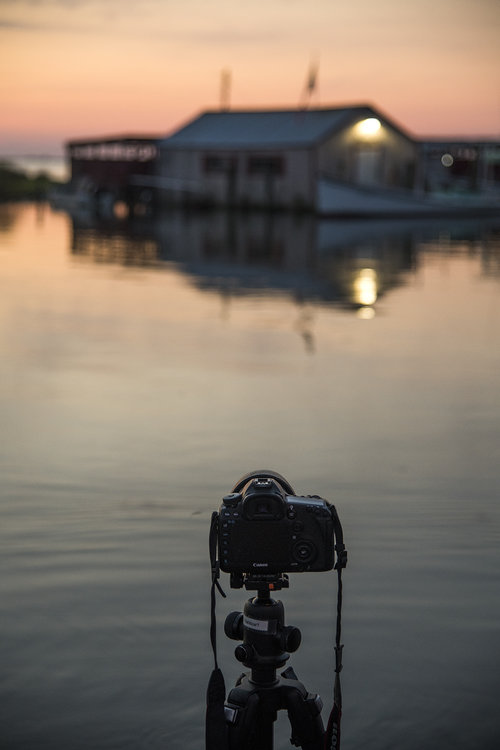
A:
[220, 68, 231, 111]
[299, 60, 319, 109]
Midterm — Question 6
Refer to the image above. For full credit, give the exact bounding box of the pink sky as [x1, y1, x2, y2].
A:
[1, 0, 499, 155]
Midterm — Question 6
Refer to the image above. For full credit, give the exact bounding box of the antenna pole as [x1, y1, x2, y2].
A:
[220, 68, 231, 111]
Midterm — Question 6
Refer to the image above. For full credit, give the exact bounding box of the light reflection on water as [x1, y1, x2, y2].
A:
[1, 204, 500, 750]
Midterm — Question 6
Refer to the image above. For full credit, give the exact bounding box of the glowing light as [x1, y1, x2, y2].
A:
[113, 201, 129, 219]
[353, 267, 378, 306]
[356, 118, 381, 137]
[357, 306, 375, 320]
[441, 153, 454, 167]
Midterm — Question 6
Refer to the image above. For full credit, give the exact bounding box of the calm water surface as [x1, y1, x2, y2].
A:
[1, 203, 499, 750]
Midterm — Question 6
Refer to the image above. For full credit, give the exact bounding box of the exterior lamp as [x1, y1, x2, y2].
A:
[356, 118, 381, 137]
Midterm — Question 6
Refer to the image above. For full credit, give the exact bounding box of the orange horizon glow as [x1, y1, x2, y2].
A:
[1, 0, 499, 155]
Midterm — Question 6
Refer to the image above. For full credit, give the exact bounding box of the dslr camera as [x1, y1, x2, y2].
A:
[217, 470, 344, 583]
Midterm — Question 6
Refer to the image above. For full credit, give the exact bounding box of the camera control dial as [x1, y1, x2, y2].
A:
[292, 540, 316, 564]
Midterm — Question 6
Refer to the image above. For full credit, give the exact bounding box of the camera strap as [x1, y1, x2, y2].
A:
[324, 508, 347, 750]
[206, 512, 228, 750]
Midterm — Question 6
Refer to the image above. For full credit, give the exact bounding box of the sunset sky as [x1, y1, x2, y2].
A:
[1, 0, 499, 155]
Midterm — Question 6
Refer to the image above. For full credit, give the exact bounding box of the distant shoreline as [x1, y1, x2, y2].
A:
[0, 161, 64, 201]
[0, 155, 68, 182]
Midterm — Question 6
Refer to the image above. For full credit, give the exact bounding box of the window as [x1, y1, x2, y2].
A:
[247, 156, 284, 176]
[203, 156, 237, 174]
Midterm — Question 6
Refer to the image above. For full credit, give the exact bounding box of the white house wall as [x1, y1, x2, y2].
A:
[158, 116, 418, 208]
[159, 148, 315, 208]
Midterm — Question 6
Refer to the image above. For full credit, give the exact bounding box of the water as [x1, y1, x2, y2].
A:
[1, 203, 499, 750]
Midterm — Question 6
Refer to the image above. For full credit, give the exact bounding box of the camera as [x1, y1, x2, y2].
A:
[217, 470, 340, 577]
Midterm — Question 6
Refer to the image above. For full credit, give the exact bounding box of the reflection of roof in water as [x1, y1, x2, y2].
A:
[174, 259, 337, 302]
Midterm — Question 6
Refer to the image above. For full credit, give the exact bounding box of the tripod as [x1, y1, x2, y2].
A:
[223, 576, 325, 750]
[206, 480, 347, 750]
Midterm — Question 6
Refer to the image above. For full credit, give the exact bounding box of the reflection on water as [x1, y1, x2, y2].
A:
[68, 210, 500, 316]
[1, 204, 500, 750]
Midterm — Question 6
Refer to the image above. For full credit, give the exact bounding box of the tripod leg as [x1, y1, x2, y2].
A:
[227, 690, 274, 750]
[284, 683, 325, 750]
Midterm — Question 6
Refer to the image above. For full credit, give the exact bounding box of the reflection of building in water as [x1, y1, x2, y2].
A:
[418, 224, 500, 280]
[481, 231, 500, 278]
[326, 228, 414, 311]
[316, 221, 417, 311]
[70, 221, 160, 267]
[153, 212, 417, 311]
[69, 212, 500, 311]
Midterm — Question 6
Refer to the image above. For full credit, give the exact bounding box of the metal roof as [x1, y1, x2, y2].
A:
[159, 106, 378, 149]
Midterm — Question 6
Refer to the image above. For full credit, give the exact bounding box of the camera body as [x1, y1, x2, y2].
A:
[218, 472, 336, 576]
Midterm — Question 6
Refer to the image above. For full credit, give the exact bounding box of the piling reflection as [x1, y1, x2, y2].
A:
[69, 210, 500, 314]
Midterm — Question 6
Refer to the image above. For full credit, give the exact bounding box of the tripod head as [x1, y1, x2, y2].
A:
[229, 572, 290, 591]
[224, 581, 302, 684]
